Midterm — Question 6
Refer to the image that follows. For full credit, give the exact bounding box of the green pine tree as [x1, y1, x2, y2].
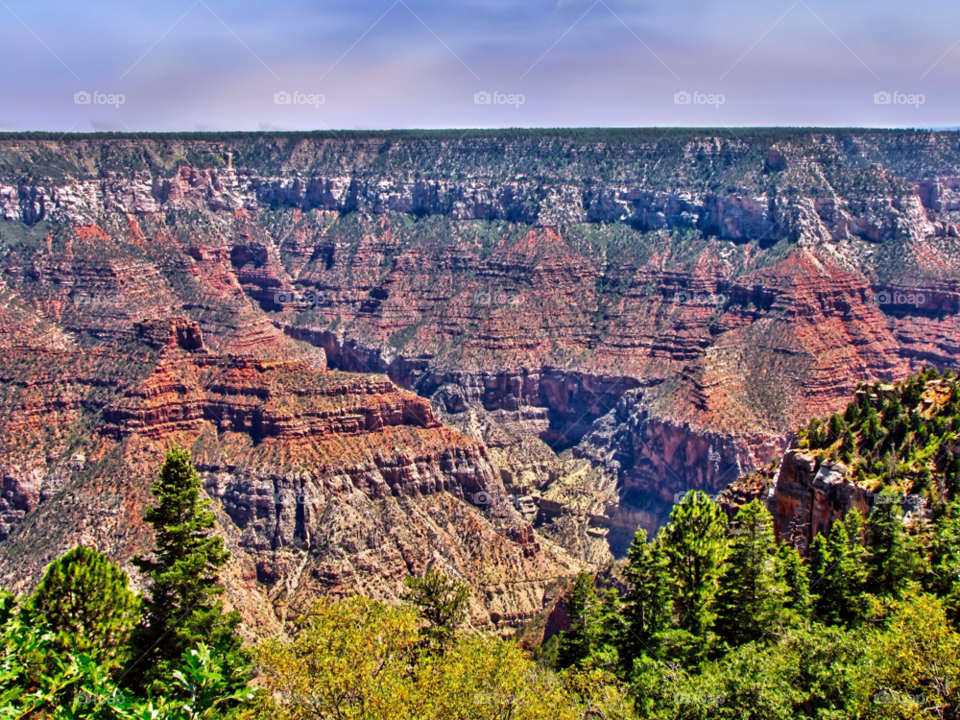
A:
[556, 572, 600, 669]
[128, 446, 241, 690]
[867, 492, 918, 597]
[715, 501, 788, 647]
[28, 545, 140, 668]
[927, 500, 960, 625]
[401, 567, 470, 649]
[620, 528, 672, 668]
[775, 541, 811, 620]
[660, 491, 728, 642]
[811, 510, 868, 626]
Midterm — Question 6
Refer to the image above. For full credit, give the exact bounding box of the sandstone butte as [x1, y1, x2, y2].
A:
[0, 129, 959, 635]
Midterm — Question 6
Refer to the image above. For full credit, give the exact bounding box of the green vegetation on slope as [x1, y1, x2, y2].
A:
[5, 371, 960, 718]
[798, 366, 960, 503]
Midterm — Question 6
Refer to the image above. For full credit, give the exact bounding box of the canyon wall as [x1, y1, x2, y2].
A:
[1, 130, 960, 621]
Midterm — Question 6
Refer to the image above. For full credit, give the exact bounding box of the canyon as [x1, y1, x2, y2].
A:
[1, 129, 959, 631]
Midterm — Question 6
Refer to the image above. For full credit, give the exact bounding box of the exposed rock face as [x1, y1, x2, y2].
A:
[0, 317, 581, 634]
[1, 129, 959, 585]
[763, 452, 873, 552]
[721, 449, 930, 553]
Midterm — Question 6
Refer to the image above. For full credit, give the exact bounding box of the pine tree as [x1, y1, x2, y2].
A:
[402, 568, 470, 649]
[867, 493, 917, 597]
[620, 528, 672, 668]
[128, 446, 241, 690]
[810, 511, 868, 626]
[928, 501, 960, 625]
[660, 491, 728, 641]
[556, 572, 600, 669]
[28, 545, 140, 668]
[715, 501, 787, 647]
[775, 541, 811, 619]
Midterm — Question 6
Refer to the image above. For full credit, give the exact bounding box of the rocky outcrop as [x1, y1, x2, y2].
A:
[763, 452, 872, 551]
[722, 449, 930, 553]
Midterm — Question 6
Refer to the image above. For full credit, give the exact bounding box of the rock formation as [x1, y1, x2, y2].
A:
[1, 130, 960, 621]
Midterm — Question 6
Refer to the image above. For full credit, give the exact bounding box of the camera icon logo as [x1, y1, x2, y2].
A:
[874, 91, 891, 105]
[274, 91, 291, 105]
[674, 91, 691, 105]
[474, 91, 491, 105]
[875, 291, 891, 304]
[74, 91, 91, 105]
[471, 490, 492, 506]
[676, 290, 691, 304]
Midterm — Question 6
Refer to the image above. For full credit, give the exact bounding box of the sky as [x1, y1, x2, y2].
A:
[0, 0, 958, 132]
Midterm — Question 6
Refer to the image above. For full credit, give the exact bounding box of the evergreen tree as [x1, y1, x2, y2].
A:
[660, 492, 728, 641]
[402, 568, 471, 649]
[715, 501, 787, 647]
[28, 545, 140, 668]
[928, 500, 960, 625]
[589, 587, 626, 671]
[810, 511, 868, 626]
[867, 492, 917, 597]
[556, 572, 600, 669]
[128, 446, 241, 690]
[775, 541, 811, 620]
[619, 529, 672, 667]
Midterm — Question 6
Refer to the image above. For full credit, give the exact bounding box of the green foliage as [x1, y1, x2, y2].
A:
[28, 545, 140, 668]
[129, 445, 244, 692]
[926, 500, 960, 625]
[249, 594, 634, 720]
[0, 590, 247, 719]
[867, 491, 923, 597]
[660, 492, 729, 645]
[715, 501, 789, 647]
[610, 369, 960, 717]
[797, 367, 960, 505]
[810, 510, 869, 626]
[401, 568, 470, 648]
[620, 529, 672, 666]
[557, 572, 602, 669]
[774, 542, 811, 620]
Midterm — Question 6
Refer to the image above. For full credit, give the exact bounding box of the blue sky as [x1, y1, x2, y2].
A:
[0, 0, 958, 131]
